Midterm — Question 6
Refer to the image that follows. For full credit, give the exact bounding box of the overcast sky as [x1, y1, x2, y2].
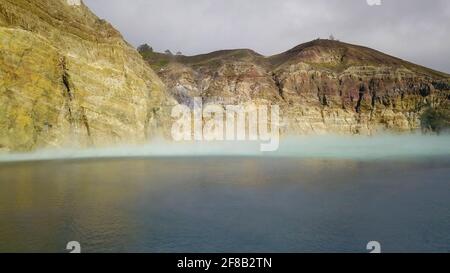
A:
[84, 0, 450, 73]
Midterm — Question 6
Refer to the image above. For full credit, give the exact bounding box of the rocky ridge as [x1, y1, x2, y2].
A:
[143, 39, 450, 135]
[0, 0, 449, 153]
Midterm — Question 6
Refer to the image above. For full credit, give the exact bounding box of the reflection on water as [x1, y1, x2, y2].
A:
[0, 157, 449, 253]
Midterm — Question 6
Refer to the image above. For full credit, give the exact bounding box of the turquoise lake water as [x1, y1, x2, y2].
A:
[0, 156, 449, 253]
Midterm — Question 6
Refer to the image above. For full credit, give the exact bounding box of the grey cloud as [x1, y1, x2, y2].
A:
[84, 0, 450, 73]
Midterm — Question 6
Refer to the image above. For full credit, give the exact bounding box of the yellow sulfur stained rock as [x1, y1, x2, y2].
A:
[0, 0, 175, 152]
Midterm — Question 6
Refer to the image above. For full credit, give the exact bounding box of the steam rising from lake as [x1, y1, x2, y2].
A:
[0, 134, 449, 162]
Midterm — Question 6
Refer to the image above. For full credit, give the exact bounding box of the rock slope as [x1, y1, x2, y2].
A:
[1, 0, 448, 153]
[143, 39, 450, 135]
[0, 0, 173, 152]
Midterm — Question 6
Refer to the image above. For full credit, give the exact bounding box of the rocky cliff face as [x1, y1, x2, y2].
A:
[144, 40, 450, 135]
[0, 0, 173, 152]
[1, 1, 448, 153]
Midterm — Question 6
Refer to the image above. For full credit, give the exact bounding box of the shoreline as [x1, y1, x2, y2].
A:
[1, 134, 449, 163]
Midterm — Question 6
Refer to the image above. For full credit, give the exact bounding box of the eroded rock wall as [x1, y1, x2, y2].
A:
[150, 41, 449, 136]
[0, 0, 173, 151]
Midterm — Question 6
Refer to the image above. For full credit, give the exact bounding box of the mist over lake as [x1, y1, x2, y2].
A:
[0, 136, 449, 253]
[1, 134, 449, 162]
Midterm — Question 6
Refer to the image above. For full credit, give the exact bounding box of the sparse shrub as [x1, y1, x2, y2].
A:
[421, 106, 450, 134]
[137, 43, 153, 53]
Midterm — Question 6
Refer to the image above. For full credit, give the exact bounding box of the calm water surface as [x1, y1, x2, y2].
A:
[0, 157, 449, 253]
